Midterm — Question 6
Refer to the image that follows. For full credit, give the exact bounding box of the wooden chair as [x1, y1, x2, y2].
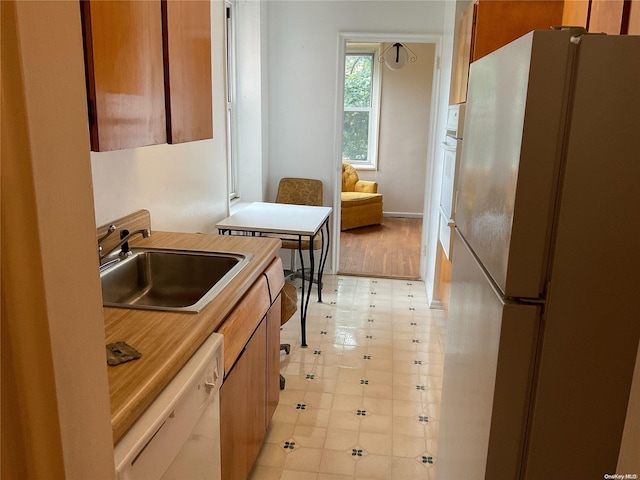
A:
[275, 178, 324, 281]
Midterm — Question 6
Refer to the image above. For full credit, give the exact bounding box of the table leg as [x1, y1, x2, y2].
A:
[317, 219, 330, 303]
[298, 236, 314, 348]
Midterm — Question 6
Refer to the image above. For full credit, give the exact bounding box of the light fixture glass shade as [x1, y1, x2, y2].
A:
[384, 43, 408, 70]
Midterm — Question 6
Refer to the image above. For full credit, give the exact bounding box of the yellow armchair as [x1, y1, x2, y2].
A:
[341, 162, 383, 231]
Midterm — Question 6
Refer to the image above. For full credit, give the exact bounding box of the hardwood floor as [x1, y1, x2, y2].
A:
[338, 216, 422, 280]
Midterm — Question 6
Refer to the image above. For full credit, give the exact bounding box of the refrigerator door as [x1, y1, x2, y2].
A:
[521, 34, 640, 479]
[438, 230, 541, 480]
[456, 30, 575, 299]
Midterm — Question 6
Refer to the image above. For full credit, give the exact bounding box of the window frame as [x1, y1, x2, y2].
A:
[225, 0, 239, 200]
[342, 43, 382, 171]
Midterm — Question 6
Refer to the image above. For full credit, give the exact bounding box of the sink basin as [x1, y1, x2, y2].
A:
[100, 248, 252, 313]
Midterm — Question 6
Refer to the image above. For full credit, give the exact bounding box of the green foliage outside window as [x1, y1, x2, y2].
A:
[344, 55, 372, 107]
[343, 112, 370, 161]
[343, 54, 373, 162]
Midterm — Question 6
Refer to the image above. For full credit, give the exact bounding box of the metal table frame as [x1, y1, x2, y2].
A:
[216, 202, 332, 347]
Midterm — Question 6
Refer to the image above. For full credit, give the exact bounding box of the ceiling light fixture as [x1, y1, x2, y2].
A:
[380, 42, 417, 70]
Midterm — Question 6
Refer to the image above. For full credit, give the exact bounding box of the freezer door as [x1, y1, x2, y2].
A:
[456, 30, 574, 298]
[438, 231, 540, 480]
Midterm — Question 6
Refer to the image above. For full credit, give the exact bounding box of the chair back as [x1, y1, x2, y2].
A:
[342, 162, 359, 192]
[276, 178, 323, 206]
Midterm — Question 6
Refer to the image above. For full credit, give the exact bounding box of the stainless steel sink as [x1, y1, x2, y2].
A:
[100, 248, 252, 313]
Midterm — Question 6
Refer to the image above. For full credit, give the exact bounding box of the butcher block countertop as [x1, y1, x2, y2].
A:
[103, 231, 282, 444]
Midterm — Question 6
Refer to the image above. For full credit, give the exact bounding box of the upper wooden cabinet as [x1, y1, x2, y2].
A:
[561, 0, 591, 27]
[473, 1, 565, 61]
[563, 0, 639, 34]
[81, 0, 167, 151]
[450, 3, 476, 106]
[630, 0, 640, 33]
[81, 0, 213, 152]
[162, 0, 213, 144]
[450, 0, 564, 104]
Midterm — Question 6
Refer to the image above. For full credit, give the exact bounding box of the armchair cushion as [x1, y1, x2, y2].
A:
[341, 191, 383, 207]
[341, 162, 383, 230]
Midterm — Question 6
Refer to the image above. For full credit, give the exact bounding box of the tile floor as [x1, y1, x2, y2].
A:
[249, 274, 447, 480]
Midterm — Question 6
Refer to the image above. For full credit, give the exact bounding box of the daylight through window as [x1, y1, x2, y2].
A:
[342, 45, 380, 169]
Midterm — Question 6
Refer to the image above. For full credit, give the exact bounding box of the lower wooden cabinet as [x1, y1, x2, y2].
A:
[220, 297, 281, 480]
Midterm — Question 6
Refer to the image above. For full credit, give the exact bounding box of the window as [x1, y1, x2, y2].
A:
[342, 44, 381, 169]
[225, 1, 238, 200]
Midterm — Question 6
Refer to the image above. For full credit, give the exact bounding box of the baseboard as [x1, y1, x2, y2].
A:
[383, 212, 423, 219]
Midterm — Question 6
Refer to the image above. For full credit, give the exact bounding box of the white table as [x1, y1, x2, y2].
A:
[216, 202, 332, 347]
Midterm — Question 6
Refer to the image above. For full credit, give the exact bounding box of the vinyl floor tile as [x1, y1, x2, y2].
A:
[249, 275, 446, 480]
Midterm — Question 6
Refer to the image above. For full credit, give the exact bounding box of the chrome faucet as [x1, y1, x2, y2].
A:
[97, 224, 117, 258]
[99, 228, 151, 265]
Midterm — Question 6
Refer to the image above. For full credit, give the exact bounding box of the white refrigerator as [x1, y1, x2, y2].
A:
[437, 30, 640, 479]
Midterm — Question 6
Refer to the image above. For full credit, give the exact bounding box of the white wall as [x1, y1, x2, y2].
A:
[265, 1, 446, 204]
[91, 0, 229, 233]
[264, 0, 453, 301]
[234, 0, 270, 203]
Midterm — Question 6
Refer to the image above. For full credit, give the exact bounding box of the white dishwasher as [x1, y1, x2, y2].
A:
[114, 332, 224, 480]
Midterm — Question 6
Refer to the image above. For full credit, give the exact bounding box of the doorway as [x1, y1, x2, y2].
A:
[339, 217, 422, 279]
[334, 35, 441, 281]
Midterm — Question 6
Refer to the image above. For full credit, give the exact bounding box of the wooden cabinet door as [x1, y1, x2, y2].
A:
[162, 0, 213, 143]
[589, 0, 632, 33]
[220, 320, 267, 480]
[450, 0, 564, 105]
[630, 0, 640, 33]
[450, 2, 476, 104]
[81, 0, 167, 151]
[561, 0, 590, 28]
[562, 0, 638, 34]
[473, 0, 564, 61]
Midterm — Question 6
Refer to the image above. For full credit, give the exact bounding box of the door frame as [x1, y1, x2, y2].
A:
[331, 32, 443, 279]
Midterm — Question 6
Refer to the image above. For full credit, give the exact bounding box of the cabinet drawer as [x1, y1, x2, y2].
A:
[263, 257, 285, 303]
[217, 277, 270, 375]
